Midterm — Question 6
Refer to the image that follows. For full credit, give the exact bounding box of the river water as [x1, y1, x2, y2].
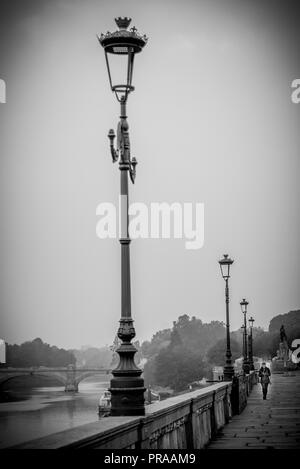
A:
[0, 377, 109, 448]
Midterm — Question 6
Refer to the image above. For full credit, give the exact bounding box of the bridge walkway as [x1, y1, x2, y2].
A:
[207, 371, 300, 449]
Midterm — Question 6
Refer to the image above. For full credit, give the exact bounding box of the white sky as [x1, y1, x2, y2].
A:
[0, 0, 299, 348]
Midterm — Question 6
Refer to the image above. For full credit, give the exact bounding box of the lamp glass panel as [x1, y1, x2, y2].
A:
[106, 51, 131, 89]
[221, 263, 230, 278]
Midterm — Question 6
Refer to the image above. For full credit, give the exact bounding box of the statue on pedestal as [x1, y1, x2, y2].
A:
[272, 325, 297, 372]
[280, 325, 287, 343]
[279, 325, 289, 363]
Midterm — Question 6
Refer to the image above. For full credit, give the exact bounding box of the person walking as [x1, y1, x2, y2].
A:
[258, 362, 271, 400]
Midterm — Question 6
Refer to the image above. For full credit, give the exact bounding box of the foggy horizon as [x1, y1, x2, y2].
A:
[3, 309, 300, 350]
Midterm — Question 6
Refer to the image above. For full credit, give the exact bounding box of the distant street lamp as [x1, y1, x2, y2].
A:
[240, 299, 250, 374]
[98, 17, 148, 416]
[248, 316, 255, 371]
[218, 254, 235, 381]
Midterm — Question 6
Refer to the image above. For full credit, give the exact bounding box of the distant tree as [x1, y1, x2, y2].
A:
[141, 310, 300, 391]
[206, 338, 242, 366]
[170, 315, 225, 357]
[141, 329, 171, 359]
[143, 356, 156, 387]
[71, 346, 113, 368]
[154, 345, 206, 391]
[141, 315, 226, 391]
[169, 327, 182, 347]
[6, 338, 75, 367]
[252, 331, 277, 359]
[230, 329, 244, 348]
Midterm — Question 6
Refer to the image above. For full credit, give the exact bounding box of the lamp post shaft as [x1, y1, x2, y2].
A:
[243, 313, 248, 359]
[242, 312, 250, 374]
[109, 98, 145, 416]
[119, 100, 131, 318]
[224, 278, 234, 381]
[248, 326, 254, 370]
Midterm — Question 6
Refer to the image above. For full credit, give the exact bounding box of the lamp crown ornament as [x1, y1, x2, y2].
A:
[115, 17, 132, 29]
[219, 253, 234, 265]
[98, 18, 148, 51]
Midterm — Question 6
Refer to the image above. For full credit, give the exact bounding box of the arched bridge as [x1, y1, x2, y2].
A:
[0, 366, 111, 392]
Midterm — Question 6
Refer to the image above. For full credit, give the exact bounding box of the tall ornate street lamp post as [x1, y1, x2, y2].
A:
[98, 17, 148, 416]
[218, 254, 235, 381]
[248, 316, 255, 371]
[240, 299, 250, 374]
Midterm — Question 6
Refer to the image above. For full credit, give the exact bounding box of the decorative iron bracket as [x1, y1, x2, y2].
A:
[107, 119, 137, 183]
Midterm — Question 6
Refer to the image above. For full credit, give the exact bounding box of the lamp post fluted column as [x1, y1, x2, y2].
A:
[241, 324, 245, 364]
[248, 316, 255, 371]
[224, 278, 234, 380]
[243, 313, 249, 371]
[108, 97, 145, 416]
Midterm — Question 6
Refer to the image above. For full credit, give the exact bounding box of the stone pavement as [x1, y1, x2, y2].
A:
[208, 371, 300, 449]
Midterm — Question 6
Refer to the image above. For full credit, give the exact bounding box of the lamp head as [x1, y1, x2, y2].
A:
[218, 254, 234, 279]
[240, 298, 249, 314]
[249, 316, 255, 327]
[98, 17, 148, 102]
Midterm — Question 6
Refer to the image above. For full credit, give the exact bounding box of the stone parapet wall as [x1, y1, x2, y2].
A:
[14, 372, 256, 449]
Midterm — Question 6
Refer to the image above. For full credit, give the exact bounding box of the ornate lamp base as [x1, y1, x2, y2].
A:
[109, 319, 146, 416]
[242, 361, 251, 374]
[223, 365, 235, 381]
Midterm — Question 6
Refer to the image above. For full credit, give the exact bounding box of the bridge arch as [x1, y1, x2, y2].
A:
[74, 371, 111, 389]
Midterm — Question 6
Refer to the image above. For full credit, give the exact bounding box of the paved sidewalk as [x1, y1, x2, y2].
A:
[207, 371, 300, 449]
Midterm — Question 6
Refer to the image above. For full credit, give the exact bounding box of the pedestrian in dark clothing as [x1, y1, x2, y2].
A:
[258, 362, 271, 400]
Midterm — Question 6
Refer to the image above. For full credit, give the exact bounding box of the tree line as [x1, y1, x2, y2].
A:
[141, 310, 300, 392]
[142, 315, 227, 391]
[2, 338, 76, 368]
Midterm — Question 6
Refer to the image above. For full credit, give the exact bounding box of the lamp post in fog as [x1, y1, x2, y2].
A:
[240, 298, 250, 374]
[218, 254, 235, 381]
[248, 316, 255, 371]
[241, 323, 245, 361]
[98, 17, 148, 416]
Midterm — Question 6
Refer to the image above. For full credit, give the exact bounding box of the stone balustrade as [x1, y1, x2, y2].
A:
[231, 370, 257, 415]
[14, 371, 257, 449]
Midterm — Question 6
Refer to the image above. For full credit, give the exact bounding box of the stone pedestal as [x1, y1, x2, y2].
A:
[271, 359, 298, 373]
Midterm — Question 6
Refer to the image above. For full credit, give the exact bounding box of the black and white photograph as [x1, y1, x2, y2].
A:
[0, 0, 300, 454]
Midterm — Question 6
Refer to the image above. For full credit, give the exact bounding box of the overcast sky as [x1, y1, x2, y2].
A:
[0, 0, 299, 349]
